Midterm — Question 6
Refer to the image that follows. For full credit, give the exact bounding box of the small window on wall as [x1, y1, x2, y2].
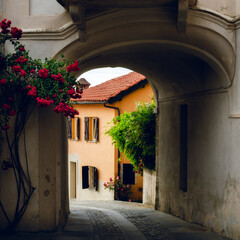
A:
[84, 117, 99, 142]
[68, 117, 80, 140]
[123, 164, 135, 185]
[82, 166, 98, 191]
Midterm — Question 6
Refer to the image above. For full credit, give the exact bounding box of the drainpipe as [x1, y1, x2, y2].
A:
[103, 103, 121, 178]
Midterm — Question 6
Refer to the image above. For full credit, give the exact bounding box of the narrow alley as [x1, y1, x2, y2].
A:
[1, 201, 231, 240]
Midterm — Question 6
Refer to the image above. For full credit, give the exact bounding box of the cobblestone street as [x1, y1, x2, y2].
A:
[0, 201, 232, 240]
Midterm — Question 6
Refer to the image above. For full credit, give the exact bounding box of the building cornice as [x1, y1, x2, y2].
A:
[21, 22, 77, 40]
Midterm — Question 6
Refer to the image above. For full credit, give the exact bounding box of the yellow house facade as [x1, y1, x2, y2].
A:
[68, 72, 153, 202]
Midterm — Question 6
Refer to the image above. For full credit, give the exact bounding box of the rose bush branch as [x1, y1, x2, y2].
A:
[0, 19, 82, 231]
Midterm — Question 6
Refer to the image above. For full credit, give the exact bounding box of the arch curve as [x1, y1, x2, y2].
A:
[56, 8, 235, 99]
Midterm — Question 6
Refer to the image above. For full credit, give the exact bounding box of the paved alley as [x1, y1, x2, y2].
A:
[0, 201, 231, 240]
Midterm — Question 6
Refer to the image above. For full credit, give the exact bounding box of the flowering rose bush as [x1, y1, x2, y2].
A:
[0, 19, 82, 231]
[0, 18, 81, 131]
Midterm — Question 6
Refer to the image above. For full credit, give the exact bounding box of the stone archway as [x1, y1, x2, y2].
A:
[54, 5, 239, 239]
[1, 1, 240, 239]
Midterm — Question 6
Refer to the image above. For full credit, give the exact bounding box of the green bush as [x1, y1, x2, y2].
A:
[106, 99, 156, 174]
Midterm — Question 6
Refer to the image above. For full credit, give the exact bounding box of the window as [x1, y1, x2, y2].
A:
[179, 104, 188, 192]
[68, 117, 80, 140]
[82, 166, 98, 191]
[123, 164, 135, 185]
[84, 117, 99, 142]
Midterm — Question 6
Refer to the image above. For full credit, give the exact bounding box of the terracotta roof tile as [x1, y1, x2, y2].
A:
[73, 72, 146, 103]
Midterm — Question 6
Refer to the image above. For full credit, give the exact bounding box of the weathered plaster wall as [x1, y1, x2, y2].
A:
[196, 0, 238, 17]
[0, 109, 40, 231]
[0, 107, 68, 231]
[143, 169, 156, 205]
[156, 91, 240, 239]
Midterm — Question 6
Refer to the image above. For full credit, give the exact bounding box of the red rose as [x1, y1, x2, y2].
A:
[26, 85, 32, 89]
[30, 69, 35, 74]
[36, 97, 53, 107]
[9, 109, 16, 116]
[39, 68, 49, 78]
[19, 46, 25, 51]
[0, 79, 7, 85]
[0, 19, 11, 34]
[1, 125, 10, 131]
[10, 27, 22, 39]
[51, 73, 65, 83]
[12, 65, 21, 73]
[20, 69, 27, 77]
[16, 56, 28, 64]
[2, 103, 11, 110]
[28, 86, 37, 97]
[67, 60, 80, 72]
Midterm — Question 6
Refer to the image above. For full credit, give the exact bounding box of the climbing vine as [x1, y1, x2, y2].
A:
[106, 99, 156, 174]
[0, 19, 81, 231]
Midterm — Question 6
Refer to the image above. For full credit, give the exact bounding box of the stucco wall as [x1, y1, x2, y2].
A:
[156, 91, 240, 239]
[68, 104, 116, 201]
[196, 0, 238, 17]
[0, 107, 68, 231]
[143, 168, 156, 205]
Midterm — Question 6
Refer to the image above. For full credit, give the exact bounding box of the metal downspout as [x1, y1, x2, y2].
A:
[103, 103, 121, 178]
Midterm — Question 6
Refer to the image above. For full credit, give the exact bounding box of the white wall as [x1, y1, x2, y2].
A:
[30, 0, 64, 16]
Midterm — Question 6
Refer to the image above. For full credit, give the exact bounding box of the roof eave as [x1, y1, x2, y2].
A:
[71, 100, 108, 105]
[107, 78, 148, 104]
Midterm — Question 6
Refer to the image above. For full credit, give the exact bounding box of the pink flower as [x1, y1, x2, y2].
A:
[129, 199, 132, 202]
[8, 97, 13, 102]
[39, 68, 49, 78]
[116, 176, 119, 180]
[109, 177, 113, 181]
[127, 185, 130, 188]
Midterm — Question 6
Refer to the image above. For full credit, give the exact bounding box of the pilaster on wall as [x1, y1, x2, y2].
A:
[229, 22, 240, 118]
